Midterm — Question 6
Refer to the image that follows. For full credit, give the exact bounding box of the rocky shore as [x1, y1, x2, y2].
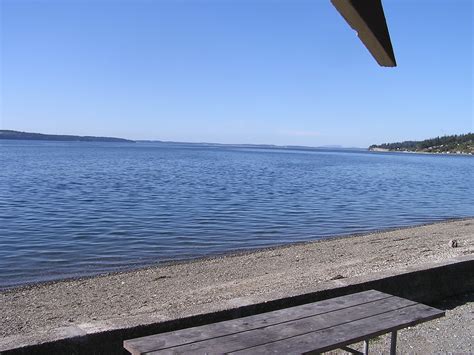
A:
[1, 218, 473, 350]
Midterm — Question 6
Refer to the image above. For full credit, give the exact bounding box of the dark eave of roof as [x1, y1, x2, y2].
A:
[331, 0, 396, 67]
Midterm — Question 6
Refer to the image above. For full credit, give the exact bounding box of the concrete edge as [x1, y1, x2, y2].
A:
[2, 255, 473, 355]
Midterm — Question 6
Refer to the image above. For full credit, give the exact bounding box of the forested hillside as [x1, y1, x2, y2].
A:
[369, 133, 473, 154]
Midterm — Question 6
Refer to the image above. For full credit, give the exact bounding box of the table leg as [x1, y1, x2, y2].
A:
[390, 331, 397, 355]
[363, 339, 369, 355]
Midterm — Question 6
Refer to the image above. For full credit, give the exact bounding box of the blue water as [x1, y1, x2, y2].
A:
[1, 140, 473, 289]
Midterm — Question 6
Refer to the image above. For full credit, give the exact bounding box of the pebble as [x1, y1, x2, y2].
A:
[449, 239, 458, 248]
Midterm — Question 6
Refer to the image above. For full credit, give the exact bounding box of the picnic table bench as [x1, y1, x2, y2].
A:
[124, 290, 444, 355]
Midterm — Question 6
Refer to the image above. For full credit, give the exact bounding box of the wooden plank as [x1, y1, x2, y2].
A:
[230, 304, 444, 355]
[124, 290, 388, 354]
[331, 0, 396, 67]
[146, 296, 418, 354]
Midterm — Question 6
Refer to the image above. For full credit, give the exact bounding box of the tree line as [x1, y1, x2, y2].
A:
[369, 133, 474, 153]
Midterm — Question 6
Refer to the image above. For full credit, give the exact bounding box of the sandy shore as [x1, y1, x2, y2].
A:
[1, 218, 473, 348]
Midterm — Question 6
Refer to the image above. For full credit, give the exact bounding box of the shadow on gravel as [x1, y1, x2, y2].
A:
[432, 291, 474, 311]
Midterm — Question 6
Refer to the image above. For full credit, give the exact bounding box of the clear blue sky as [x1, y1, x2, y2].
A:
[1, 0, 472, 147]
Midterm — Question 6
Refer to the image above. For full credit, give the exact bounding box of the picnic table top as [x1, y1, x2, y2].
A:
[124, 289, 445, 355]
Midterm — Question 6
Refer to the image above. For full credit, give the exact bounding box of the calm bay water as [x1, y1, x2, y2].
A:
[1, 140, 473, 289]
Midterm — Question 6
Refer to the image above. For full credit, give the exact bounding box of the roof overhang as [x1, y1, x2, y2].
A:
[331, 0, 397, 67]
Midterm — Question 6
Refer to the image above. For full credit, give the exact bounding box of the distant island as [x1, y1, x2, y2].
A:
[0, 130, 135, 143]
[1, 130, 362, 150]
[137, 140, 362, 151]
[369, 133, 474, 155]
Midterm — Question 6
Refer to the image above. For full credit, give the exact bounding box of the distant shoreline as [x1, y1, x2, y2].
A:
[369, 133, 474, 155]
[0, 130, 135, 143]
[3, 129, 472, 155]
[1, 130, 364, 151]
[369, 147, 473, 156]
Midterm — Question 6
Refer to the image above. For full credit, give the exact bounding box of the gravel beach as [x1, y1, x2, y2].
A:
[329, 291, 474, 354]
[1, 218, 473, 351]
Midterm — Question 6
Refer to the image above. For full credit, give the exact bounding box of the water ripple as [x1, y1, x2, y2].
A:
[1, 141, 473, 288]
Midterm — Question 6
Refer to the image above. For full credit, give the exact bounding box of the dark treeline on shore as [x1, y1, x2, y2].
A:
[369, 133, 474, 154]
[0, 130, 134, 143]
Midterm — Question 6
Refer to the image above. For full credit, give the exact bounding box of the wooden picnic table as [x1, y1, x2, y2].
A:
[124, 289, 444, 355]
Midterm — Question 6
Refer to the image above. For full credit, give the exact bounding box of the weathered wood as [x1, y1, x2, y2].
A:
[230, 304, 444, 354]
[147, 296, 417, 354]
[124, 290, 444, 355]
[124, 289, 387, 354]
